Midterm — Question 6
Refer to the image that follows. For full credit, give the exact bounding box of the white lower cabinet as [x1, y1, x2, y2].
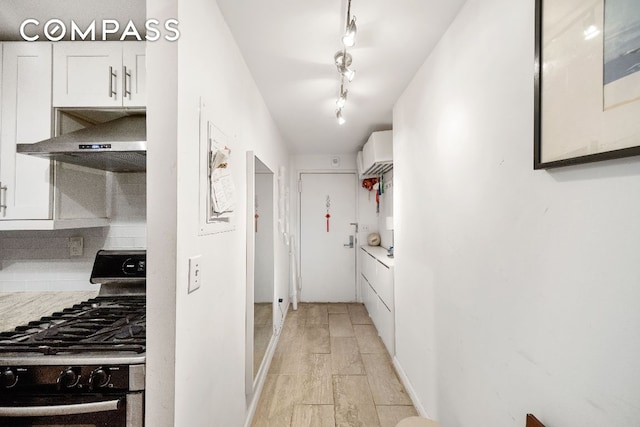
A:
[360, 246, 395, 355]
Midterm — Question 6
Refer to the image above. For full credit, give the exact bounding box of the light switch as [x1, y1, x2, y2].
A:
[188, 255, 202, 293]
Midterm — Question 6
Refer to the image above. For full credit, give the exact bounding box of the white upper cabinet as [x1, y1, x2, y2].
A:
[53, 42, 146, 108]
[0, 42, 109, 230]
[122, 43, 146, 107]
[0, 42, 53, 220]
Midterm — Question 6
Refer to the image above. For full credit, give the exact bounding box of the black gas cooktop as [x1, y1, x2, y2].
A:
[0, 296, 146, 356]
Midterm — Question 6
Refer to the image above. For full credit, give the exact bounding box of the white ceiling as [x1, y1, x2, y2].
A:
[216, 0, 467, 154]
[0, 0, 146, 41]
[0, 0, 466, 154]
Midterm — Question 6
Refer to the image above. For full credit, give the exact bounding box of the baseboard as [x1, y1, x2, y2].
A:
[244, 301, 290, 427]
[392, 355, 430, 418]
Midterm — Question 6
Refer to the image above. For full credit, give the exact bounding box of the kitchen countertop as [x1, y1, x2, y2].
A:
[361, 245, 395, 268]
[0, 291, 98, 332]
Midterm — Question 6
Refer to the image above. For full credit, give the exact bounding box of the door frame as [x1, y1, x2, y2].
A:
[296, 171, 360, 302]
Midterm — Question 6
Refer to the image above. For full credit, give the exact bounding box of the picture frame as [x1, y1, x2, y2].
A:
[198, 98, 236, 235]
[534, 0, 640, 169]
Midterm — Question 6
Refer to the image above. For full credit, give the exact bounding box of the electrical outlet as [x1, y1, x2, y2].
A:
[188, 255, 202, 293]
[362, 225, 370, 232]
[69, 237, 83, 257]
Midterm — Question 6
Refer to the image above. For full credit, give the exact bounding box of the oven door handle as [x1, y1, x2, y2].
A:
[0, 399, 122, 417]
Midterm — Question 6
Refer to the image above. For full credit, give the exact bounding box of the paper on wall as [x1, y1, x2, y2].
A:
[210, 167, 236, 214]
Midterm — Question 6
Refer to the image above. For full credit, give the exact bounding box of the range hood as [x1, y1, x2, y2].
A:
[17, 114, 146, 173]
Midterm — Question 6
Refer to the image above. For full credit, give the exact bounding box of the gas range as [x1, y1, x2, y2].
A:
[0, 250, 146, 427]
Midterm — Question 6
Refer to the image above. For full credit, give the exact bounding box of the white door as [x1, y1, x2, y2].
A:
[300, 173, 357, 302]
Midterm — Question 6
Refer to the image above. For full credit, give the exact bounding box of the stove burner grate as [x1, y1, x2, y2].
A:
[0, 296, 146, 356]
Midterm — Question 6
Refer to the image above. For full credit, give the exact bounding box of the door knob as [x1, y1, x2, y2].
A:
[343, 235, 354, 248]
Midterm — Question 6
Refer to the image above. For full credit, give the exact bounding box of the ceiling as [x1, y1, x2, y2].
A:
[0, 0, 146, 41]
[216, 0, 467, 154]
[0, 0, 467, 154]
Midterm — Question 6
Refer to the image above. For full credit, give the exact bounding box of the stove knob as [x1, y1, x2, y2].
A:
[57, 368, 80, 389]
[89, 367, 111, 389]
[0, 368, 18, 388]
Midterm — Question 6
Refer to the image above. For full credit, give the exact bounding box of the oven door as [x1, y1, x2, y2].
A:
[0, 392, 142, 427]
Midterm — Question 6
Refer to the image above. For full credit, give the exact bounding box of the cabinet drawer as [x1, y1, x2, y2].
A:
[375, 261, 393, 309]
[361, 249, 376, 283]
[377, 298, 394, 355]
[362, 276, 377, 323]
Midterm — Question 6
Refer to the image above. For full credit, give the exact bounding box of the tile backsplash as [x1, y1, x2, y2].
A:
[0, 173, 146, 292]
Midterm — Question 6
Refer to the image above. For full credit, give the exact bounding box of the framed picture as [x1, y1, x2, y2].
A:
[534, 0, 640, 169]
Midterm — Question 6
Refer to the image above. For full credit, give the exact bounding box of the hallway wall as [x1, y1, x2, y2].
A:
[146, 0, 290, 424]
[393, 0, 640, 426]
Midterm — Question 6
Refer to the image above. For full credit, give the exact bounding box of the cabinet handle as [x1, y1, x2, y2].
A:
[123, 66, 132, 99]
[109, 66, 117, 98]
[0, 183, 7, 217]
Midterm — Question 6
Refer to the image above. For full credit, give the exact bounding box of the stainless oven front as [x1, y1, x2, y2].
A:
[0, 392, 143, 427]
[0, 364, 144, 427]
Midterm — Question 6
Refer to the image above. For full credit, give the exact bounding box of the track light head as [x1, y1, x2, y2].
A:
[343, 68, 355, 81]
[334, 50, 355, 81]
[342, 17, 357, 47]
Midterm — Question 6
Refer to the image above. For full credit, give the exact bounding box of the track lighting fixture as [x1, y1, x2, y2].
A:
[331, 0, 358, 122]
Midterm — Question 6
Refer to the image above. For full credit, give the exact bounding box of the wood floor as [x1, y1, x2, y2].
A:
[252, 303, 417, 427]
[255, 302, 273, 377]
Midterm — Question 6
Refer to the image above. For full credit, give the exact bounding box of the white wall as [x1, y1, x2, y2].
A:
[0, 172, 146, 291]
[393, 0, 640, 426]
[146, 0, 290, 425]
[377, 170, 394, 249]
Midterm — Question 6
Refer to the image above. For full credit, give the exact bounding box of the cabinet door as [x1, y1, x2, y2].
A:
[53, 42, 122, 107]
[0, 43, 52, 220]
[122, 42, 146, 107]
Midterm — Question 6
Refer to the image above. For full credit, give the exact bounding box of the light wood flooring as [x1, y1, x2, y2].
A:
[252, 303, 417, 427]
[255, 302, 273, 377]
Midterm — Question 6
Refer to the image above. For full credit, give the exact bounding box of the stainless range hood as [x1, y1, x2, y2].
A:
[17, 114, 146, 173]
